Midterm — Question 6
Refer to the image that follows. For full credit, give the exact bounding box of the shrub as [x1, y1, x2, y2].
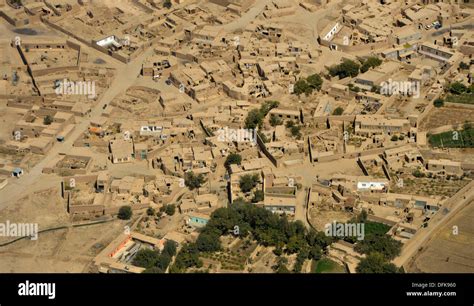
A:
[118, 206, 132, 220]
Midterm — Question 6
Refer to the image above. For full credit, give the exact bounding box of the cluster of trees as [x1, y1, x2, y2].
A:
[328, 59, 361, 79]
[239, 174, 260, 193]
[185, 171, 206, 190]
[390, 135, 404, 141]
[293, 73, 323, 96]
[356, 252, 400, 273]
[334, 211, 402, 273]
[328, 57, 382, 79]
[160, 204, 176, 216]
[170, 200, 334, 273]
[224, 153, 242, 171]
[118, 206, 132, 220]
[360, 57, 383, 73]
[252, 190, 264, 203]
[286, 120, 302, 139]
[170, 243, 203, 272]
[448, 82, 473, 95]
[354, 234, 402, 260]
[273, 256, 290, 273]
[134, 240, 177, 273]
[340, 211, 401, 260]
[244, 100, 279, 130]
[269, 114, 283, 127]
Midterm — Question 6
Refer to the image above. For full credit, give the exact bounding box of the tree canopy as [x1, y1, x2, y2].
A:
[293, 73, 323, 96]
[185, 171, 206, 190]
[118, 206, 132, 220]
[225, 153, 242, 170]
[356, 252, 400, 273]
[355, 233, 402, 260]
[360, 57, 382, 73]
[239, 174, 260, 193]
[328, 60, 360, 79]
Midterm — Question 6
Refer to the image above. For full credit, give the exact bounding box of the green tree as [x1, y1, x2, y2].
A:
[293, 248, 309, 273]
[332, 107, 344, 116]
[146, 207, 155, 216]
[252, 190, 264, 203]
[269, 114, 283, 126]
[133, 249, 160, 269]
[308, 245, 322, 260]
[171, 243, 202, 272]
[260, 100, 279, 116]
[273, 257, 290, 273]
[306, 73, 323, 91]
[433, 98, 444, 108]
[155, 253, 172, 270]
[355, 234, 402, 260]
[449, 82, 467, 95]
[360, 57, 382, 73]
[165, 204, 176, 216]
[43, 115, 53, 125]
[239, 174, 260, 193]
[196, 232, 221, 252]
[163, 0, 172, 9]
[357, 210, 368, 223]
[412, 169, 425, 178]
[329, 60, 360, 79]
[225, 153, 242, 170]
[185, 171, 206, 190]
[245, 108, 263, 129]
[285, 120, 295, 128]
[143, 266, 164, 273]
[356, 252, 399, 273]
[293, 79, 310, 96]
[163, 240, 177, 257]
[290, 125, 302, 139]
[118, 205, 132, 220]
[459, 62, 470, 70]
[286, 235, 307, 254]
[273, 242, 284, 256]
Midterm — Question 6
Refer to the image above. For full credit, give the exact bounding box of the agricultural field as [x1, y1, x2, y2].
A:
[406, 200, 474, 273]
[420, 106, 474, 130]
[446, 93, 474, 105]
[390, 176, 470, 197]
[311, 258, 346, 273]
[429, 127, 474, 148]
[200, 237, 257, 272]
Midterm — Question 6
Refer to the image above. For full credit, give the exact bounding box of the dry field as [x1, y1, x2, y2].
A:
[420, 106, 474, 130]
[0, 188, 127, 272]
[406, 200, 474, 273]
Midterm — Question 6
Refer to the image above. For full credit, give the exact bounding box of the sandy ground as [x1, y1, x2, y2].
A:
[406, 200, 474, 273]
[0, 186, 129, 272]
[0, 220, 127, 273]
